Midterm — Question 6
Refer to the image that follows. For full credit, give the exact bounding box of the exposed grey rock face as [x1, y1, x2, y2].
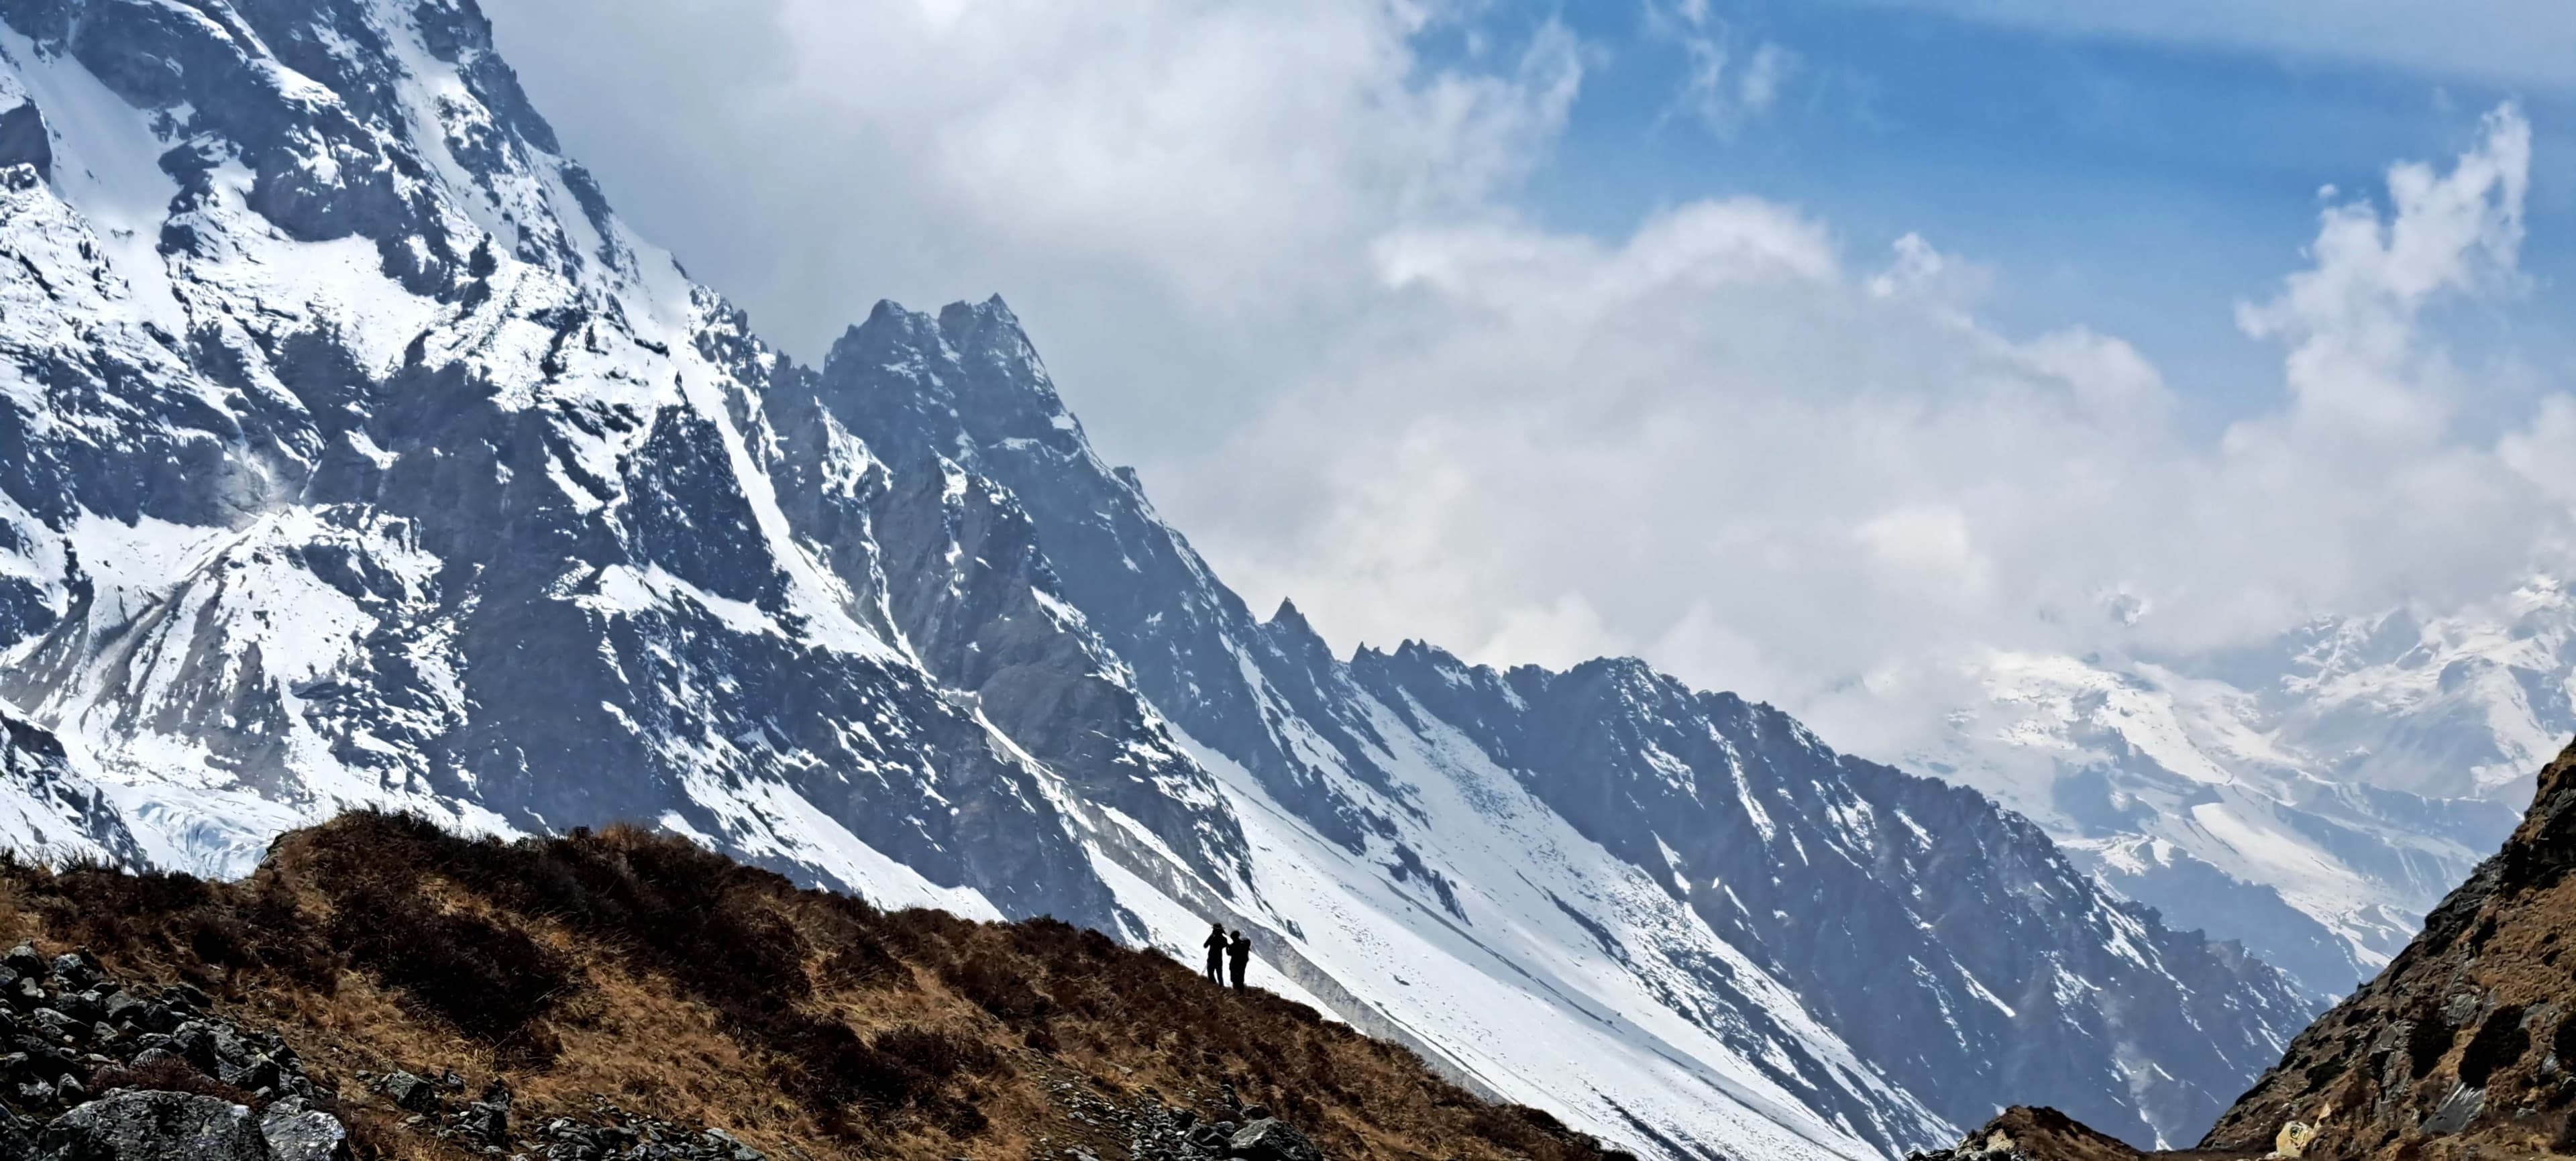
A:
[0, 1103, 34, 1159]
[529, 1098, 769, 1161]
[1350, 647, 2308, 1146]
[0, 940, 748, 1161]
[0, 1, 2317, 1158]
[0, 707, 142, 867]
[40, 1091, 270, 1161]
[814, 300, 1405, 852]
[0, 941, 323, 1135]
[375, 1072, 437, 1115]
[0, 0, 1120, 926]
[0, 97, 44, 180]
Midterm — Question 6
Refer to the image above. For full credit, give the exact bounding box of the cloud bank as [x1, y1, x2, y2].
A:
[1203, 104, 2556, 754]
[479, 0, 2566, 759]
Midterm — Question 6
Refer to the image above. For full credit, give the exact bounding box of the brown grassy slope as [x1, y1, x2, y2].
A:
[2187, 737, 2576, 1161]
[0, 812, 1634, 1161]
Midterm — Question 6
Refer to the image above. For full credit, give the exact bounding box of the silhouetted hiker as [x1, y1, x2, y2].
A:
[1227, 929, 1251, 991]
[1203, 922, 1228, 984]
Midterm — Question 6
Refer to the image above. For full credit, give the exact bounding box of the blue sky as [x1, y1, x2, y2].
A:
[1460, 0, 2575, 435]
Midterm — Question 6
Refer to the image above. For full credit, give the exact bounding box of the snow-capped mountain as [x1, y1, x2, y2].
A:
[1915, 586, 2571, 999]
[812, 297, 2310, 1152]
[0, 2, 2310, 1158]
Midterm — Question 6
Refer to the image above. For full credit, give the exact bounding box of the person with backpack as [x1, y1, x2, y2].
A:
[1227, 929, 1252, 991]
[1202, 922, 1228, 984]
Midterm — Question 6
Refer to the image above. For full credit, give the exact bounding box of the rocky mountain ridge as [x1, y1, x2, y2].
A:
[0, 1, 2311, 1156]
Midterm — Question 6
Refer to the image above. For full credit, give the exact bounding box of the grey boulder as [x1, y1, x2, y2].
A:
[0, 1102, 36, 1160]
[378, 1071, 439, 1113]
[1226, 1118, 1323, 1161]
[259, 1099, 351, 1161]
[40, 1091, 270, 1161]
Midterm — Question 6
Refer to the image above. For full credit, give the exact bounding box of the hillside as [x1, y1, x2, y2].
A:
[1911, 734, 2576, 1161]
[0, 812, 1635, 1161]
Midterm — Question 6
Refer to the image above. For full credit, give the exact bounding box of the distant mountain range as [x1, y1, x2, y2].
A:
[1918, 587, 2565, 997]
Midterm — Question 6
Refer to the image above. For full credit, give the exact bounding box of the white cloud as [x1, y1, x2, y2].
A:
[2502, 394, 2576, 506]
[1646, 0, 1800, 136]
[1482, 593, 1631, 673]
[2235, 104, 2530, 442]
[753, 0, 1582, 310]
[1856, 505, 1994, 608]
[1174, 105, 2567, 761]
[1373, 198, 1839, 318]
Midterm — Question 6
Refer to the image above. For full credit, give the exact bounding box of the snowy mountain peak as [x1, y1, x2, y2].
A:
[829, 294, 1081, 460]
[938, 291, 1026, 341]
[1260, 598, 1336, 668]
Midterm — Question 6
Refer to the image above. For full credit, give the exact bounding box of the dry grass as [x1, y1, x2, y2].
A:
[0, 813, 1637, 1161]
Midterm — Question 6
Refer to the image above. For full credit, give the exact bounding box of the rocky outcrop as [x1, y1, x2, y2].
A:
[525, 1098, 769, 1161]
[254, 1098, 350, 1161]
[2189, 738, 2576, 1159]
[1905, 1107, 2145, 1161]
[40, 1090, 273, 1161]
[0, 940, 352, 1161]
[0, 94, 44, 181]
[1226, 1117, 1327, 1161]
[0, 944, 319, 1117]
